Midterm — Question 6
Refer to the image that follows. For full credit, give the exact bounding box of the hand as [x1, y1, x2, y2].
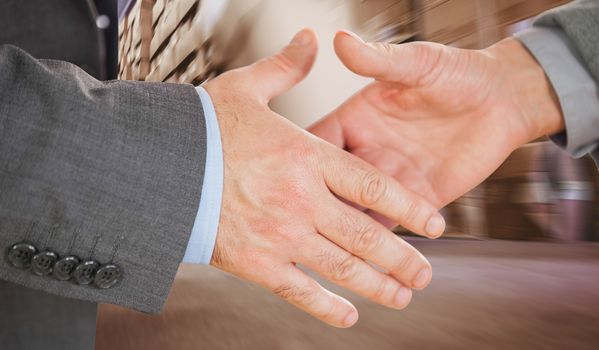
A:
[310, 32, 564, 218]
[204, 29, 446, 328]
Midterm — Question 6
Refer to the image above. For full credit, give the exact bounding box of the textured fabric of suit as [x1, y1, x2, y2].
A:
[0, 44, 206, 313]
[535, 0, 599, 82]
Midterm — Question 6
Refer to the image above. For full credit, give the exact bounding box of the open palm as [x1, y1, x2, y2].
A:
[310, 32, 562, 218]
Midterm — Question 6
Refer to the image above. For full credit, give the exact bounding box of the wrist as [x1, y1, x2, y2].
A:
[485, 37, 564, 142]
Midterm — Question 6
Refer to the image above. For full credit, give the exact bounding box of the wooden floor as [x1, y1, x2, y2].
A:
[96, 238, 599, 350]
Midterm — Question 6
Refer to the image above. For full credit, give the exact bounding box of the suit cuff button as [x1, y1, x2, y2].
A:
[94, 264, 121, 289]
[31, 251, 58, 276]
[7, 242, 37, 269]
[53, 256, 81, 281]
[73, 260, 100, 285]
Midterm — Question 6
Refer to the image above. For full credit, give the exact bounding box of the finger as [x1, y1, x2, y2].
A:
[240, 28, 318, 103]
[316, 200, 433, 289]
[333, 30, 445, 85]
[296, 234, 412, 309]
[322, 148, 445, 238]
[262, 264, 358, 328]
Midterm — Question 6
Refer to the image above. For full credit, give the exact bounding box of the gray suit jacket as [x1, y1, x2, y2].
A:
[0, 0, 205, 348]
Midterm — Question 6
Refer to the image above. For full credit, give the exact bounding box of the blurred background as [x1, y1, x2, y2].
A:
[102, 1, 599, 349]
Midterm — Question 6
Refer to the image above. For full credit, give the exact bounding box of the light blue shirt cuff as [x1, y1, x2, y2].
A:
[182, 86, 223, 264]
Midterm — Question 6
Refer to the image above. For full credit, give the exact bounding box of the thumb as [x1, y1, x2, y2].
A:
[244, 28, 318, 103]
[334, 30, 443, 85]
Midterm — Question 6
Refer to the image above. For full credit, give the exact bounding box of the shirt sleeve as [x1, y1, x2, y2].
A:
[182, 86, 224, 264]
[515, 26, 599, 164]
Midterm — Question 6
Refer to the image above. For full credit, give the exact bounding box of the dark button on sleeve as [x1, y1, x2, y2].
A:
[73, 260, 99, 285]
[7, 242, 37, 269]
[94, 264, 122, 289]
[31, 251, 58, 276]
[53, 256, 80, 281]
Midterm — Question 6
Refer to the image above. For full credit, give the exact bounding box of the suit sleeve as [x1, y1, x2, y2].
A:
[515, 0, 599, 164]
[0, 44, 206, 313]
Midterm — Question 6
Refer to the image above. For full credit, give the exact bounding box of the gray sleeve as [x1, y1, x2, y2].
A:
[516, 27, 599, 160]
[514, 0, 599, 163]
[0, 44, 206, 313]
[533, 0, 599, 82]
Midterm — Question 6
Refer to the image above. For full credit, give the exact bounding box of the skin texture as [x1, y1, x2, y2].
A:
[310, 31, 564, 227]
[203, 29, 446, 328]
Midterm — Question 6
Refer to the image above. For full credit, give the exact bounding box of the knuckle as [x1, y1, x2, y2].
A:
[373, 278, 391, 302]
[272, 283, 296, 300]
[359, 170, 388, 207]
[352, 222, 381, 255]
[373, 42, 395, 58]
[400, 198, 421, 224]
[273, 283, 316, 306]
[410, 42, 445, 85]
[330, 255, 359, 282]
[373, 42, 398, 79]
[321, 303, 338, 322]
[393, 250, 416, 274]
[270, 51, 297, 76]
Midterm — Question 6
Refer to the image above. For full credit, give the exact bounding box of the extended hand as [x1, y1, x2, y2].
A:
[204, 29, 446, 328]
[310, 32, 564, 221]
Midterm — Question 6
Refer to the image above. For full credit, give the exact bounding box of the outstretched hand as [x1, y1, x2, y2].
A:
[204, 29, 445, 328]
[310, 31, 563, 227]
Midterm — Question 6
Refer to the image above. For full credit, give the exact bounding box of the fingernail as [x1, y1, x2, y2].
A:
[337, 30, 365, 43]
[394, 287, 412, 309]
[413, 267, 432, 289]
[425, 214, 445, 238]
[291, 29, 312, 46]
[343, 310, 358, 327]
